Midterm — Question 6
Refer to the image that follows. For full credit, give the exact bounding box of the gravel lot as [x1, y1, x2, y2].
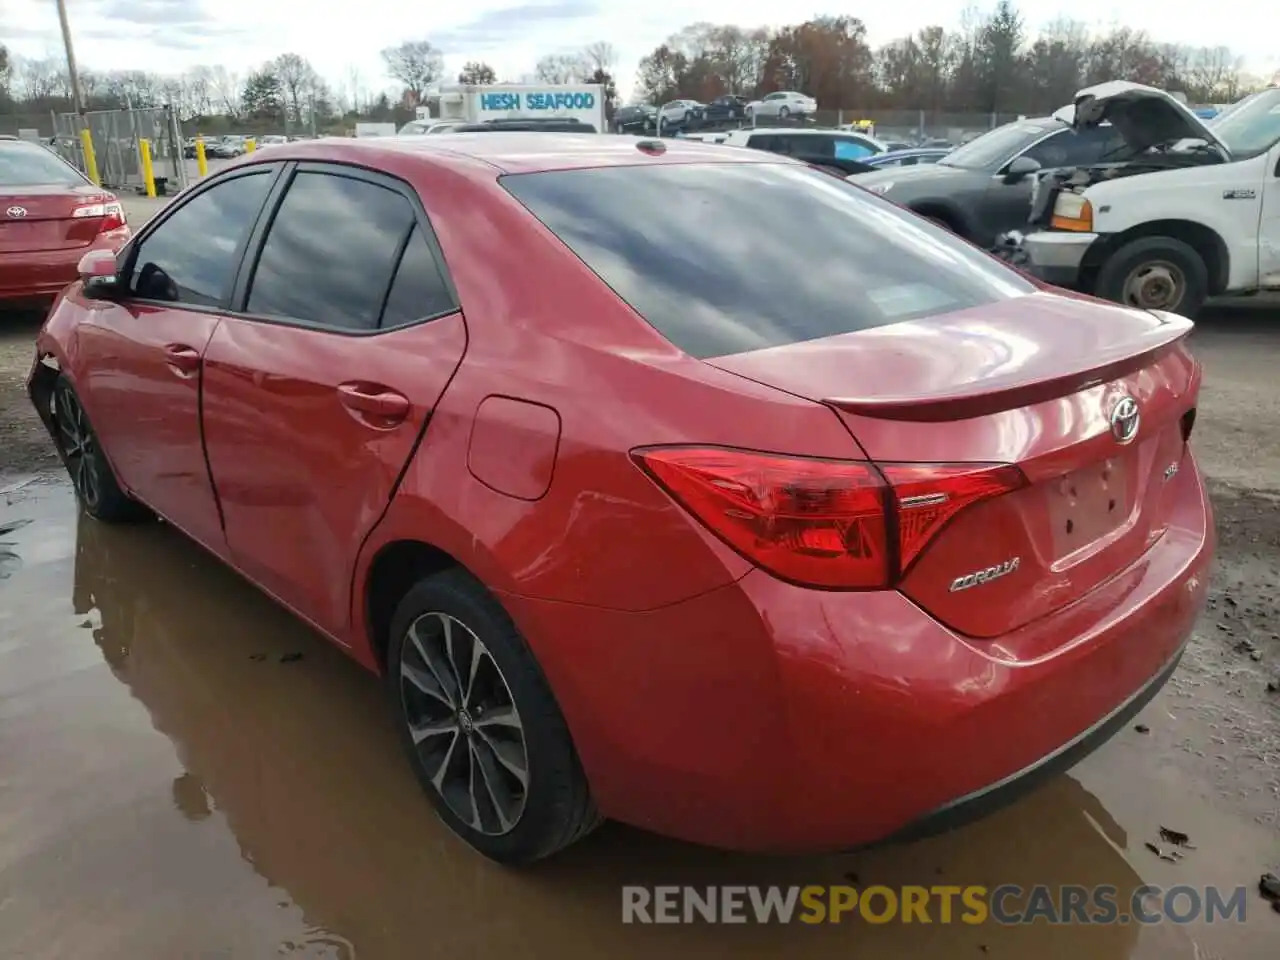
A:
[1, 276, 1277, 957]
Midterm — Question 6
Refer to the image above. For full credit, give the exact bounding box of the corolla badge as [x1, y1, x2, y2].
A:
[949, 557, 1020, 593]
[1109, 395, 1140, 444]
[6, 206, 28, 218]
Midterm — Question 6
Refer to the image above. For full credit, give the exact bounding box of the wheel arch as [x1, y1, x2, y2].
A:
[907, 201, 970, 239]
[1082, 220, 1231, 295]
[361, 538, 466, 674]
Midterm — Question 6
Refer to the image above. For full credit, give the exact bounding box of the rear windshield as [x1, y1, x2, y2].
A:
[0, 143, 85, 187]
[501, 163, 1033, 358]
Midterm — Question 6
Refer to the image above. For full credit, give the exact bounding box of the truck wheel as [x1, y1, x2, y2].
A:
[1095, 236, 1208, 318]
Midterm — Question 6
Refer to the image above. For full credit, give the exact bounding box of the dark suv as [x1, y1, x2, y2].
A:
[705, 95, 750, 122]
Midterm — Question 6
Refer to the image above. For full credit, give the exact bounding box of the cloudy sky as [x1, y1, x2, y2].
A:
[4, 0, 1277, 100]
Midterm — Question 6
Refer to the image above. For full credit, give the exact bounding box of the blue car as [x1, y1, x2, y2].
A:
[863, 147, 952, 168]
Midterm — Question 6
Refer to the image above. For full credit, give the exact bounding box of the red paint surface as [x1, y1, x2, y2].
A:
[31, 134, 1214, 852]
[467, 396, 562, 501]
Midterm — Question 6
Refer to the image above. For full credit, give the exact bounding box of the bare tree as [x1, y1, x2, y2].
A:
[581, 41, 617, 75]
[380, 40, 444, 105]
[208, 65, 241, 118]
[273, 53, 319, 124]
[345, 65, 365, 114]
[14, 57, 63, 101]
[534, 53, 588, 84]
[458, 61, 498, 85]
[185, 66, 214, 117]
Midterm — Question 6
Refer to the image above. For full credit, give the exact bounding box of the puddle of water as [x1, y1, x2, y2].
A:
[0, 476, 1276, 959]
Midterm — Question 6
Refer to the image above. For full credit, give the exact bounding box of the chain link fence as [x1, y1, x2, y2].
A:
[50, 106, 187, 194]
[815, 109, 1024, 144]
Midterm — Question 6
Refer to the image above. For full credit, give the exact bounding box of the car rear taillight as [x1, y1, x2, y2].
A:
[879, 463, 1027, 571]
[633, 446, 1025, 590]
[72, 195, 127, 232]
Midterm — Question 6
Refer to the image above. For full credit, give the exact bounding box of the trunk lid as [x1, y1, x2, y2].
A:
[0, 185, 115, 253]
[706, 292, 1200, 637]
[1056, 80, 1228, 157]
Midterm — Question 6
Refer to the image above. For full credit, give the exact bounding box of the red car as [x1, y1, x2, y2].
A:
[0, 137, 130, 305]
[26, 134, 1213, 864]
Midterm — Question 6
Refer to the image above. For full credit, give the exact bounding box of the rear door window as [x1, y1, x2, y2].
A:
[380, 226, 455, 328]
[245, 170, 415, 331]
[502, 164, 1034, 359]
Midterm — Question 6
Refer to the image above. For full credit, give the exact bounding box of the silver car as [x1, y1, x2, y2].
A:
[657, 100, 704, 129]
[748, 91, 818, 120]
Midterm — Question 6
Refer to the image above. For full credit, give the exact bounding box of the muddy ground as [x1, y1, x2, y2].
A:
[1, 300, 1278, 959]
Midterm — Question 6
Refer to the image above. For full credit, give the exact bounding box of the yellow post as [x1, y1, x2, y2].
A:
[195, 138, 208, 177]
[79, 127, 100, 185]
[244, 137, 257, 153]
[139, 138, 157, 198]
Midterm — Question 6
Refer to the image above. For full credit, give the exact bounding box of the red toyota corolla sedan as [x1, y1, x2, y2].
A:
[26, 133, 1213, 864]
[0, 137, 130, 305]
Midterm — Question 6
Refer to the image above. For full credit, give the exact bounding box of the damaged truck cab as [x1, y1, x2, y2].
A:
[1018, 81, 1280, 317]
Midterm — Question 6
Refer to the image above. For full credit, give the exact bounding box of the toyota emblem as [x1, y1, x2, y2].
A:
[6, 206, 28, 218]
[1109, 395, 1140, 444]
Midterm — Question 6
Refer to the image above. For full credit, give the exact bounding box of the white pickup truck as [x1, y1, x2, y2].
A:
[1017, 81, 1280, 317]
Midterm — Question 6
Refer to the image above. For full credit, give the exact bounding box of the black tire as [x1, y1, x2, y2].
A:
[387, 567, 601, 864]
[1094, 236, 1209, 318]
[778, 106, 791, 119]
[52, 375, 148, 522]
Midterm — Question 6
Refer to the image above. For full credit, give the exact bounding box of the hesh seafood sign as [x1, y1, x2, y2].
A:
[479, 90, 596, 111]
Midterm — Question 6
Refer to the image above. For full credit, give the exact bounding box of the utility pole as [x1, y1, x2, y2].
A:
[54, 0, 87, 116]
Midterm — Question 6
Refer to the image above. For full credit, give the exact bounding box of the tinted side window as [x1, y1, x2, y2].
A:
[130, 172, 271, 305]
[832, 136, 875, 160]
[381, 227, 454, 328]
[502, 164, 1035, 359]
[246, 172, 415, 331]
[746, 134, 780, 153]
[786, 136, 834, 159]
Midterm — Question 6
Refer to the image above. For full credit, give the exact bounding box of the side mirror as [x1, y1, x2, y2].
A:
[78, 249, 121, 299]
[1003, 155, 1041, 183]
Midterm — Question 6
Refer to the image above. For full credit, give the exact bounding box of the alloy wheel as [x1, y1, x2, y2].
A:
[399, 611, 529, 835]
[55, 387, 101, 511]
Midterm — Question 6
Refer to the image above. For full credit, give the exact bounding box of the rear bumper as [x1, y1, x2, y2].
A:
[0, 230, 129, 303]
[503, 450, 1213, 853]
[877, 639, 1184, 847]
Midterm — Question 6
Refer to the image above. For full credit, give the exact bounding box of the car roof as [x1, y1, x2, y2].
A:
[730, 127, 869, 136]
[252, 132, 786, 175]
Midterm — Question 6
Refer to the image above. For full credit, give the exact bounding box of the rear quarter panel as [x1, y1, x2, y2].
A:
[350, 159, 865, 661]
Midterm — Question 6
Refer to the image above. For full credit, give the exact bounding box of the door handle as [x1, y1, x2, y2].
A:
[163, 343, 201, 375]
[337, 383, 410, 421]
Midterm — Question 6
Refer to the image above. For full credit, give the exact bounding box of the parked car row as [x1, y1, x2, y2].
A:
[612, 91, 821, 134]
[182, 134, 304, 158]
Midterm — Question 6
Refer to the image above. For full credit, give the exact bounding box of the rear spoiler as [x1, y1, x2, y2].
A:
[824, 312, 1194, 422]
